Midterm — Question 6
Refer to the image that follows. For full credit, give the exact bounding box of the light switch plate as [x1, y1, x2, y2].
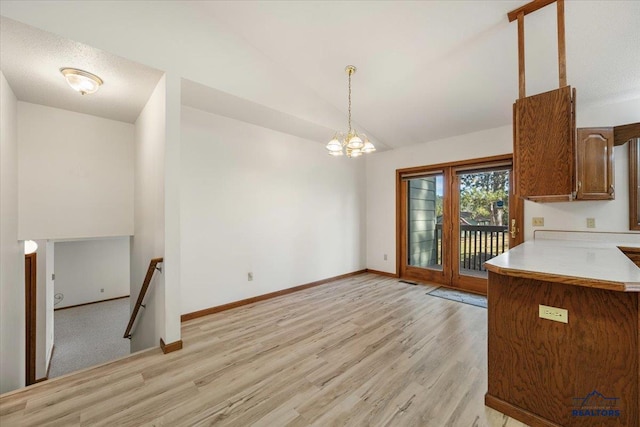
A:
[539, 304, 568, 323]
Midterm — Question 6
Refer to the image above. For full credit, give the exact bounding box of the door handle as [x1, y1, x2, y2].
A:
[511, 219, 517, 239]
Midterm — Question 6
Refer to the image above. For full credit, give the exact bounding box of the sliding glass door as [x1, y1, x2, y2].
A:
[400, 171, 449, 284]
[407, 174, 444, 271]
[451, 168, 511, 293]
[397, 155, 519, 295]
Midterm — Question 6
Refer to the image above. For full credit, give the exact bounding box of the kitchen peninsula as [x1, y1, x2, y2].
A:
[484, 232, 640, 427]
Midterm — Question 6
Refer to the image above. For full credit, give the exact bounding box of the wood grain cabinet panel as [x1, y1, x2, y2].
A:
[486, 272, 639, 427]
[514, 86, 575, 202]
[576, 127, 615, 200]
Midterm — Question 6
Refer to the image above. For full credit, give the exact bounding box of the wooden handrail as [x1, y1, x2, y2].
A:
[124, 257, 163, 339]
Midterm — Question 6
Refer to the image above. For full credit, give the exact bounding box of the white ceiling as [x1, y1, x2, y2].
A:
[0, 17, 163, 123]
[1, 1, 638, 147]
[194, 0, 640, 148]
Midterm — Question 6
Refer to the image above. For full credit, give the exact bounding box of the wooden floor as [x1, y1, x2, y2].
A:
[0, 273, 527, 426]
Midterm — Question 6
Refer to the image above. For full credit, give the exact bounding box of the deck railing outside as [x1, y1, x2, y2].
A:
[435, 224, 509, 271]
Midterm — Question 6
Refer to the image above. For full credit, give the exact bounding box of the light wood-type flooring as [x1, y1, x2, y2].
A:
[0, 273, 527, 426]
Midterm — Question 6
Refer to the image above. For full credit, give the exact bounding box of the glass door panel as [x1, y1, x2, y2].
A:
[456, 169, 510, 280]
[407, 175, 444, 271]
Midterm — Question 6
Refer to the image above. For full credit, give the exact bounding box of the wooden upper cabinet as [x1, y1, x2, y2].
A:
[575, 127, 614, 200]
[514, 86, 575, 202]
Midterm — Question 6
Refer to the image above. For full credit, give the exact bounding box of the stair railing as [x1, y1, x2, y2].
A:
[124, 257, 163, 339]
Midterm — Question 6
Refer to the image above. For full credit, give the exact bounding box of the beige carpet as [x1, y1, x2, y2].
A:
[49, 297, 130, 378]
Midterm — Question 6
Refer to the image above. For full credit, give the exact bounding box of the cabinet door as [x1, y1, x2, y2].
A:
[514, 86, 575, 202]
[576, 128, 614, 200]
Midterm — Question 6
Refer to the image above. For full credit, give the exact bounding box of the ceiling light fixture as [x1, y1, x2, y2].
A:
[326, 65, 375, 158]
[60, 68, 103, 95]
[24, 240, 38, 255]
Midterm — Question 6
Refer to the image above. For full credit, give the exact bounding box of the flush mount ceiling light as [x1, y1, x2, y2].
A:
[60, 67, 103, 95]
[326, 65, 375, 158]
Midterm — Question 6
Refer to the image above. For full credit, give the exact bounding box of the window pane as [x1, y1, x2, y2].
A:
[407, 175, 443, 270]
[458, 170, 510, 278]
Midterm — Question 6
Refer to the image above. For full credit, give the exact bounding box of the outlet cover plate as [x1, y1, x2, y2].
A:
[539, 304, 568, 323]
[586, 218, 596, 228]
[532, 217, 544, 227]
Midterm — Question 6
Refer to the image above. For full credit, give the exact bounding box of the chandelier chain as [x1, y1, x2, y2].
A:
[348, 70, 352, 131]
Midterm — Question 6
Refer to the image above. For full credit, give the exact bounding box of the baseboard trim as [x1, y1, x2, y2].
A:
[55, 295, 130, 311]
[366, 268, 399, 278]
[485, 394, 562, 427]
[160, 338, 183, 354]
[34, 377, 47, 384]
[181, 269, 368, 322]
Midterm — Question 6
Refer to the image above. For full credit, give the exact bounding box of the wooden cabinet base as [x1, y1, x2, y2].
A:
[485, 394, 563, 427]
[486, 272, 638, 427]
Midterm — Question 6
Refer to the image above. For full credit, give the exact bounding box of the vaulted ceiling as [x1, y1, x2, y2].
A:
[1, 1, 638, 149]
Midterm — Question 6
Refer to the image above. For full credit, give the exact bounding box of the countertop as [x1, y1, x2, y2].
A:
[484, 238, 640, 292]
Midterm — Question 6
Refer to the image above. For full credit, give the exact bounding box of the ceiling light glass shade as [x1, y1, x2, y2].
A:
[362, 138, 376, 153]
[326, 136, 343, 152]
[349, 149, 363, 158]
[347, 134, 364, 149]
[328, 149, 344, 156]
[60, 68, 103, 95]
[24, 240, 38, 255]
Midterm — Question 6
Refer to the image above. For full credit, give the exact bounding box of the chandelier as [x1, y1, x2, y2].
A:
[326, 65, 375, 157]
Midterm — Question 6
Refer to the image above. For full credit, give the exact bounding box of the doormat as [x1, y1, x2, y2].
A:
[426, 287, 487, 308]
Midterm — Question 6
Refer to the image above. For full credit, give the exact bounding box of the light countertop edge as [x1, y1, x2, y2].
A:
[485, 239, 640, 292]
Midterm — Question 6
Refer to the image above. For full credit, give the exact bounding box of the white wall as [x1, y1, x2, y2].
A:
[31, 239, 53, 380]
[525, 98, 640, 240]
[366, 126, 512, 274]
[54, 238, 130, 309]
[0, 71, 25, 393]
[17, 102, 134, 240]
[366, 98, 640, 275]
[130, 76, 166, 352]
[180, 106, 366, 314]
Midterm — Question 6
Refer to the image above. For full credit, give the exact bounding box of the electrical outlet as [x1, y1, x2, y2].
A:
[539, 304, 568, 323]
[532, 217, 544, 227]
[384, 254, 388, 261]
[100, 288, 104, 293]
[248, 272, 253, 281]
[586, 218, 596, 228]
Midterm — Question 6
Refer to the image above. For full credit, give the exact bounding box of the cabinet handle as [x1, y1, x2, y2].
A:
[511, 219, 517, 239]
